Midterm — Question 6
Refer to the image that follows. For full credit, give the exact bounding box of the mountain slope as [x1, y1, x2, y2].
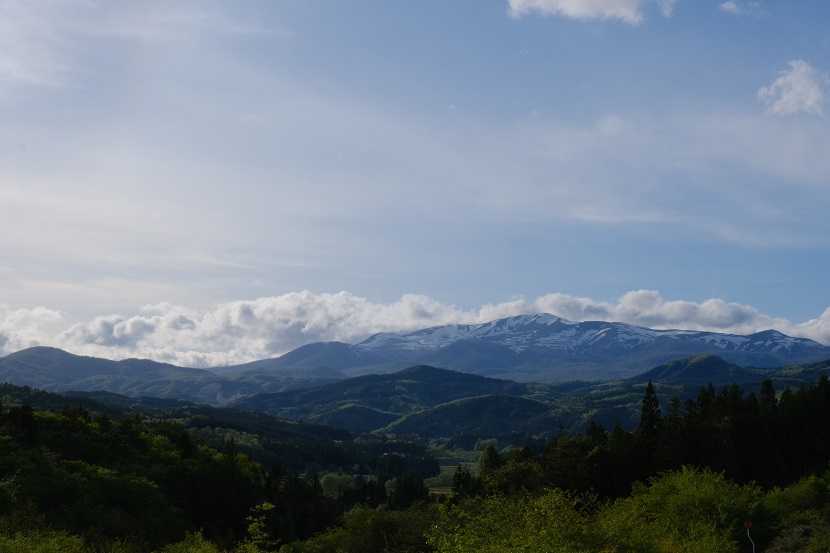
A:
[263, 314, 830, 381]
[0, 347, 343, 404]
[634, 355, 754, 384]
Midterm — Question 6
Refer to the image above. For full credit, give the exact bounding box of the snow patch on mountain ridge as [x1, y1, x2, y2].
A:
[355, 313, 822, 356]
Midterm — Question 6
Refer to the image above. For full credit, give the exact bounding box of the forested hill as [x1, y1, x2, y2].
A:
[4, 346, 830, 441]
[230, 355, 830, 438]
[231, 364, 531, 414]
[0, 381, 429, 473]
[229, 365, 552, 434]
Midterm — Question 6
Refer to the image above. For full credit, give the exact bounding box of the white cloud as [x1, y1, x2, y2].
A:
[718, 1, 764, 16]
[719, 1, 740, 13]
[534, 291, 761, 331]
[0, 305, 65, 353]
[758, 60, 827, 116]
[535, 291, 830, 346]
[507, 0, 678, 24]
[2, 291, 829, 366]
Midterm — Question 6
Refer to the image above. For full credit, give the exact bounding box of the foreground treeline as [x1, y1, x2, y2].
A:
[459, 375, 830, 500]
[285, 376, 830, 552]
[2, 376, 830, 551]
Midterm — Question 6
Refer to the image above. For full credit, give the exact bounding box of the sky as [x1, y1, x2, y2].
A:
[2, 0, 830, 367]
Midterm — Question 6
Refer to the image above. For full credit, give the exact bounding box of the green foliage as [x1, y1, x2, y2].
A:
[427, 488, 593, 553]
[595, 466, 763, 553]
[279, 505, 436, 553]
[429, 467, 775, 553]
[0, 530, 88, 553]
[0, 404, 271, 550]
[483, 446, 545, 495]
[387, 473, 430, 509]
[319, 473, 357, 497]
[478, 444, 502, 476]
[245, 502, 279, 551]
[450, 466, 480, 497]
[158, 532, 223, 553]
[763, 472, 830, 552]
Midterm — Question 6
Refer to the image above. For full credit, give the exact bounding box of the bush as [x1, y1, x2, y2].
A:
[595, 466, 764, 553]
[427, 488, 593, 553]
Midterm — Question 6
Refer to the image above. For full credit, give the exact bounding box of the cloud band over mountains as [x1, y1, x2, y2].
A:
[2, 290, 829, 368]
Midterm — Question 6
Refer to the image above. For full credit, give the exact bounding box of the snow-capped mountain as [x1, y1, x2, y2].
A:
[257, 314, 830, 381]
[358, 314, 816, 356]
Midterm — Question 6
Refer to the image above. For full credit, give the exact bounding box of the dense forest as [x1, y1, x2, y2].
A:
[2, 376, 830, 551]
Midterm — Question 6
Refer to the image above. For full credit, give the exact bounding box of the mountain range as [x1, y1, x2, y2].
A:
[2, 334, 830, 439]
[1, 314, 829, 410]
[0, 346, 341, 404]
[214, 313, 830, 381]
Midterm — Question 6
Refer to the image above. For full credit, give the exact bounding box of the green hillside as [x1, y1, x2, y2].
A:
[383, 394, 558, 437]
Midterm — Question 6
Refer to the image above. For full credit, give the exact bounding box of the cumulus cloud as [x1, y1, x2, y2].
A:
[2, 291, 830, 367]
[534, 291, 763, 332]
[52, 292, 493, 367]
[0, 305, 65, 352]
[758, 60, 827, 116]
[507, 0, 678, 24]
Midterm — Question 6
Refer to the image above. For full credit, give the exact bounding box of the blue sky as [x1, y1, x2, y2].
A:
[2, 0, 830, 365]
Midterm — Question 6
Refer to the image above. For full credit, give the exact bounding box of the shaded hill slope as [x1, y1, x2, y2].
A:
[231, 364, 532, 409]
[383, 394, 557, 438]
[230, 365, 545, 431]
[0, 347, 343, 404]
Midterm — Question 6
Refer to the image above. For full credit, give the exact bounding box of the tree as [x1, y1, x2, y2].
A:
[388, 473, 429, 509]
[451, 466, 479, 498]
[639, 380, 661, 437]
[760, 378, 778, 410]
[478, 445, 502, 477]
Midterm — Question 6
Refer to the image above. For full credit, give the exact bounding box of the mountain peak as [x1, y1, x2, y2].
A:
[295, 314, 830, 381]
[357, 313, 573, 352]
[5, 346, 77, 360]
